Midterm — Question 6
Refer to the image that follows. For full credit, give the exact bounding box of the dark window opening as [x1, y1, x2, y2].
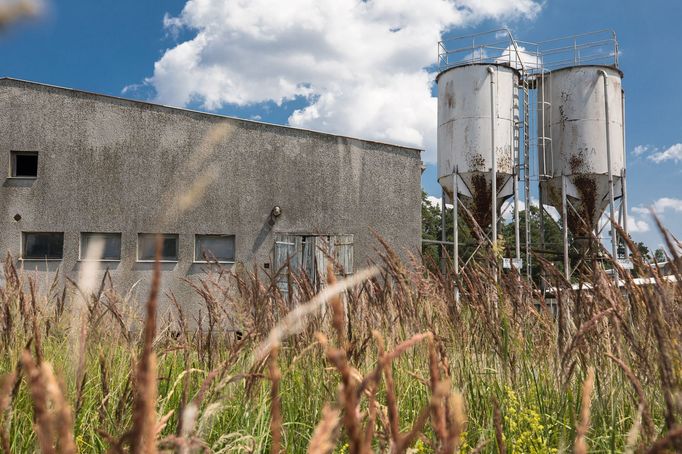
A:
[81, 233, 122, 260]
[138, 233, 179, 261]
[23, 232, 64, 260]
[12, 152, 38, 178]
[195, 235, 235, 262]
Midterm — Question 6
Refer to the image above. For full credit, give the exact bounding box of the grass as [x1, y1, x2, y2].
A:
[0, 226, 681, 453]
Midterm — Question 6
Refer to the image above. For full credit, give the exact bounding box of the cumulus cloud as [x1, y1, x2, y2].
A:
[627, 213, 650, 233]
[632, 144, 653, 157]
[628, 197, 682, 234]
[649, 143, 682, 163]
[496, 44, 541, 70]
[632, 197, 682, 216]
[146, 0, 542, 163]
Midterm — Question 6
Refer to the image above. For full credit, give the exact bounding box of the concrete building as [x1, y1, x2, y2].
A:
[0, 78, 421, 317]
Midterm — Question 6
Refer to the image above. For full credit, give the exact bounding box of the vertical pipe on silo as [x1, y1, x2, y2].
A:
[621, 91, 629, 238]
[488, 66, 497, 265]
[599, 70, 618, 272]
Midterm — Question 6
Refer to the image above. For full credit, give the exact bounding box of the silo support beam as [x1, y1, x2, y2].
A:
[453, 171, 459, 277]
[440, 188, 446, 272]
[561, 174, 570, 281]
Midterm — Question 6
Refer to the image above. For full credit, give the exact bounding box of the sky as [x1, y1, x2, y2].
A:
[1, 0, 681, 251]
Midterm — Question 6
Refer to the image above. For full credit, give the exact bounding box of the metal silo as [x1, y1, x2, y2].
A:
[437, 64, 519, 230]
[434, 28, 531, 278]
[538, 65, 625, 261]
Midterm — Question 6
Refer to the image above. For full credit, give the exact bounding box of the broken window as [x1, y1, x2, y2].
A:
[11, 151, 39, 178]
[137, 233, 179, 261]
[23, 232, 63, 260]
[273, 234, 354, 298]
[80, 233, 121, 260]
[195, 234, 235, 263]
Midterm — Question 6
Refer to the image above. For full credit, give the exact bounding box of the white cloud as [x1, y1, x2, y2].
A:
[627, 212, 650, 233]
[146, 0, 542, 163]
[651, 197, 682, 213]
[649, 143, 682, 163]
[633, 197, 682, 216]
[632, 144, 653, 157]
[426, 195, 443, 209]
[628, 197, 682, 233]
[495, 44, 541, 70]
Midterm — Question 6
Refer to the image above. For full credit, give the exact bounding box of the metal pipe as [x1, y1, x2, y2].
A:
[488, 66, 497, 274]
[441, 188, 446, 272]
[539, 182, 546, 290]
[621, 91, 629, 238]
[599, 70, 618, 271]
[561, 173, 570, 280]
[453, 171, 459, 276]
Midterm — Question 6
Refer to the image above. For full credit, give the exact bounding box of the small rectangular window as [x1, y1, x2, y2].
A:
[23, 232, 63, 260]
[195, 235, 235, 263]
[11, 151, 38, 178]
[138, 233, 178, 261]
[80, 233, 121, 261]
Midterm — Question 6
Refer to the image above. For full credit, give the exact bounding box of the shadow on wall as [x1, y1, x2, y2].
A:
[3, 179, 36, 188]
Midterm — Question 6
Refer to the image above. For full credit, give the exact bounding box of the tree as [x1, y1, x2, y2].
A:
[632, 241, 651, 261]
[420, 191, 474, 269]
[500, 205, 564, 281]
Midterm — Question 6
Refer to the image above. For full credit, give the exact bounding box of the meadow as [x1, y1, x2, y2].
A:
[0, 229, 681, 453]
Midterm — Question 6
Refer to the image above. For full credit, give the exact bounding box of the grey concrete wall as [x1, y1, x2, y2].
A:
[0, 78, 422, 320]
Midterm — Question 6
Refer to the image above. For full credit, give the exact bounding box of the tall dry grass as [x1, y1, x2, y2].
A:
[0, 224, 680, 453]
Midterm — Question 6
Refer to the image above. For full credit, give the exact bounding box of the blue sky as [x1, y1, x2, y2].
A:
[2, 0, 681, 250]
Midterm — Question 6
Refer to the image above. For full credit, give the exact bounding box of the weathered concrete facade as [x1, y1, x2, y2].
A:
[0, 78, 421, 317]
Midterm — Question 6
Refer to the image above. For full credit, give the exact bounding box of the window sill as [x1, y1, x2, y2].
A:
[7, 176, 38, 180]
[193, 261, 235, 265]
[136, 260, 179, 263]
[19, 258, 62, 262]
[78, 259, 121, 263]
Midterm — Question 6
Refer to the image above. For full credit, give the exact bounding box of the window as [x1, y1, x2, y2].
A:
[22, 232, 63, 260]
[11, 151, 38, 178]
[195, 235, 235, 263]
[80, 233, 121, 261]
[137, 234, 179, 261]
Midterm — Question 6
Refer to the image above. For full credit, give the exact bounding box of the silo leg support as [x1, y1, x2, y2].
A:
[561, 174, 570, 281]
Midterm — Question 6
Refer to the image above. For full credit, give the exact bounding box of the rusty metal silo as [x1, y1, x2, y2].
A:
[437, 64, 519, 232]
[538, 65, 626, 259]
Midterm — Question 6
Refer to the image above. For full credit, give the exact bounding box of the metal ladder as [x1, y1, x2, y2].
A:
[522, 77, 532, 277]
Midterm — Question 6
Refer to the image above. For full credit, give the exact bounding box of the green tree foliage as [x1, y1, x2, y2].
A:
[500, 205, 564, 280]
[421, 191, 473, 269]
[421, 193, 564, 280]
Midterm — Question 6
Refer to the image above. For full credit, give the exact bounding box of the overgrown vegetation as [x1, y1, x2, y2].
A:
[0, 223, 681, 453]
